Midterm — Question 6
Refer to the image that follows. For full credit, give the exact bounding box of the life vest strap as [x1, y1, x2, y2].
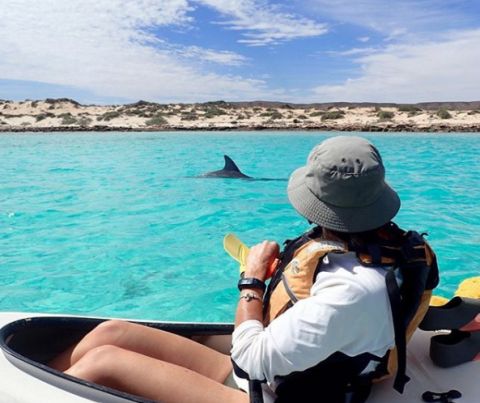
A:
[281, 273, 299, 304]
[249, 380, 264, 403]
[386, 268, 410, 393]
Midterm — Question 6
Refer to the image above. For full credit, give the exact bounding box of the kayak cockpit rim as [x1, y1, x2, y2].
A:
[0, 316, 234, 403]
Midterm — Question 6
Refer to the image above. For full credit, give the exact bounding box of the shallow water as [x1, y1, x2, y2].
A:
[0, 132, 479, 322]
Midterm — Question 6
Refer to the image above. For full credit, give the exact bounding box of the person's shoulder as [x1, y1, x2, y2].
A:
[312, 266, 381, 302]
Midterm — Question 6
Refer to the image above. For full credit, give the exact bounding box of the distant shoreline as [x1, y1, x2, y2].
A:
[2, 125, 480, 133]
[1, 99, 479, 133]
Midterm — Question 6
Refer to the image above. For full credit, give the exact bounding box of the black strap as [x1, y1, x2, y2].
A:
[347, 379, 373, 403]
[249, 380, 264, 403]
[422, 390, 462, 402]
[238, 277, 267, 293]
[385, 268, 410, 393]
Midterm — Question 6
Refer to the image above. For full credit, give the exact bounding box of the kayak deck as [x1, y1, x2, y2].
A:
[1, 313, 479, 403]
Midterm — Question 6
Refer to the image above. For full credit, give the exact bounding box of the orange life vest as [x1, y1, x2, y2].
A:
[261, 222, 439, 395]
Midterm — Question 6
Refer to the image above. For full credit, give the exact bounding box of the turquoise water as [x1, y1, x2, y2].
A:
[0, 132, 479, 322]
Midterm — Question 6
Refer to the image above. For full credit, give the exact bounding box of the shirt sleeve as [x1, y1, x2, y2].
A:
[230, 277, 370, 384]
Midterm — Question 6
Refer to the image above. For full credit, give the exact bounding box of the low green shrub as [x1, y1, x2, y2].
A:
[124, 108, 142, 116]
[181, 113, 198, 121]
[377, 110, 394, 120]
[98, 111, 122, 121]
[260, 111, 283, 119]
[77, 117, 92, 126]
[203, 107, 226, 118]
[35, 112, 55, 122]
[436, 109, 452, 119]
[321, 111, 345, 121]
[145, 115, 167, 126]
[61, 114, 77, 125]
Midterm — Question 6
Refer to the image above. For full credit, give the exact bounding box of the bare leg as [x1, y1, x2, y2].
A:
[50, 320, 232, 383]
[65, 345, 248, 403]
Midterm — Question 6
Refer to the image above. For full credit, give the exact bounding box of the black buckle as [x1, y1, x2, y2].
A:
[422, 389, 462, 403]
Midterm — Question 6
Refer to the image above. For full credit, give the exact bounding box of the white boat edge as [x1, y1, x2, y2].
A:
[1, 311, 478, 403]
[0, 312, 93, 402]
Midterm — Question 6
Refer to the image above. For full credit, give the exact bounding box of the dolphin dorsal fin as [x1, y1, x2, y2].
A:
[223, 155, 241, 172]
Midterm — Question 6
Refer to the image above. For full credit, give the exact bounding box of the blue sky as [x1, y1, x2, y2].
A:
[0, 0, 479, 104]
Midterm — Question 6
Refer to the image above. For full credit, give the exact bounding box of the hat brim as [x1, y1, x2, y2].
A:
[287, 166, 400, 233]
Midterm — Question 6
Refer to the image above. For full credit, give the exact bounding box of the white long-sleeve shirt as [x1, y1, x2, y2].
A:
[230, 251, 396, 397]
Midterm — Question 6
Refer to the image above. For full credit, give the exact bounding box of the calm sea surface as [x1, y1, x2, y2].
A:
[0, 132, 479, 322]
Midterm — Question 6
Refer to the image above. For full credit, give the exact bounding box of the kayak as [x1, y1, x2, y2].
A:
[0, 312, 233, 403]
[1, 312, 479, 403]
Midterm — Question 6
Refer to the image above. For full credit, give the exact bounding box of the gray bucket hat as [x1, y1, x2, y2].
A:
[287, 136, 400, 233]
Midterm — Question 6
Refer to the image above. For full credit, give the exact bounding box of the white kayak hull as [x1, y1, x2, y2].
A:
[1, 312, 478, 403]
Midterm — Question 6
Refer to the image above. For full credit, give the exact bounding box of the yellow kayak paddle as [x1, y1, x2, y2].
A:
[223, 233, 277, 279]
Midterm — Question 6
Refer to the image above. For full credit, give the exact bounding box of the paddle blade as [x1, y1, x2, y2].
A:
[430, 295, 449, 307]
[223, 233, 250, 274]
[223, 233, 278, 279]
[455, 276, 480, 299]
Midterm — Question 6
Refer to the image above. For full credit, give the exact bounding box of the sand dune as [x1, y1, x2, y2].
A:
[1, 99, 479, 132]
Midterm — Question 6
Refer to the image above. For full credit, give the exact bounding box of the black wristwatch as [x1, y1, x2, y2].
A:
[238, 277, 266, 293]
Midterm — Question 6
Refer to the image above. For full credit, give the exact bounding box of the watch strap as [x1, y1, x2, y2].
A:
[238, 277, 266, 293]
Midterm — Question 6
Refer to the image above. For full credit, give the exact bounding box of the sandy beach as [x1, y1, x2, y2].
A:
[1, 99, 479, 132]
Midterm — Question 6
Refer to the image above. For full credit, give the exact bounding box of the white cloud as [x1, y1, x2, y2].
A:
[312, 29, 480, 102]
[173, 45, 248, 66]
[357, 36, 370, 43]
[197, 0, 328, 46]
[0, 0, 279, 102]
[327, 47, 378, 57]
[304, 0, 468, 38]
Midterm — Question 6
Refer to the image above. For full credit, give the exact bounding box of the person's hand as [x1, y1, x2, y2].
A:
[245, 241, 279, 282]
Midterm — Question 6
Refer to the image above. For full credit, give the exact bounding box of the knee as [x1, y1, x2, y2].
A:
[71, 320, 128, 364]
[67, 344, 122, 384]
[93, 320, 129, 342]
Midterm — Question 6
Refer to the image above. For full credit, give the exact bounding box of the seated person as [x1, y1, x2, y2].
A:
[50, 136, 437, 403]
